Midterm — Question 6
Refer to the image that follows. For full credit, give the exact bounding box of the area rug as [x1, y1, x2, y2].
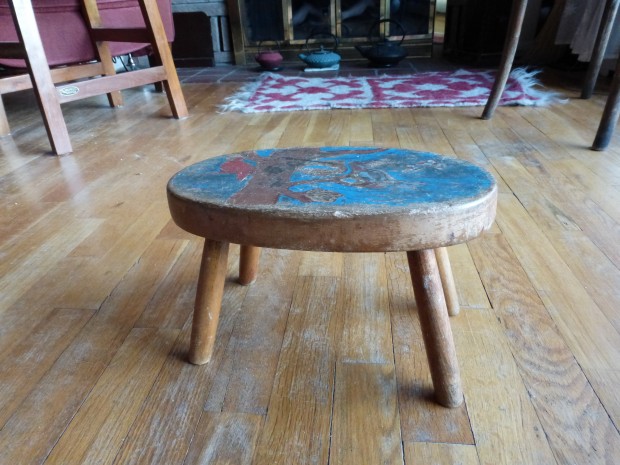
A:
[222, 68, 559, 113]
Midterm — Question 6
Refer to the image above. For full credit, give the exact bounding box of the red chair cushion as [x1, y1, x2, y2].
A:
[0, 0, 174, 68]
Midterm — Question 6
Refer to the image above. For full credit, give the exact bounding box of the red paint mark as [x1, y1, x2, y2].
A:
[220, 158, 255, 181]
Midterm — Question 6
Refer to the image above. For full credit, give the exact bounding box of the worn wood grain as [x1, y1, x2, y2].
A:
[404, 442, 480, 465]
[339, 253, 393, 363]
[253, 277, 339, 465]
[331, 363, 403, 465]
[44, 328, 179, 465]
[495, 193, 620, 370]
[183, 413, 263, 465]
[452, 310, 557, 465]
[469, 233, 620, 464]
[111, 275, 249, 465]
[0, 239, 186, 465]
[206, 248, 303, 414]
[0, 308, 94, 428]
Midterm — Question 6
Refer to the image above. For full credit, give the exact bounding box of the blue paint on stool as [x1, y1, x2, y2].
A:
[169, 146, 496, 210]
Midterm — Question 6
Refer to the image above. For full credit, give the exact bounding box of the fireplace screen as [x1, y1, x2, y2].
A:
[231, 0, 435, 62]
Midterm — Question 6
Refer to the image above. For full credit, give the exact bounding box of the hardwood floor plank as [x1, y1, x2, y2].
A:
[448, 244, 490, 309]
[469, 233, 620, 464]
[183, 412, 263, 465]
[404, 442, 480, 465]
[349, 110, 373, 145]
[0, 308, 94, 428]
[298, 250, 343, 277]
[452, 310, 557, 465]
[207, 248, 302, 414]
[495, 193, 620, 370]
[324, 110, 351, 146]
[44, 328, 179, 465]
[339, 253, 393, 363]
[253, 276, 339, 465]
[110, 274, 250, 465]
[0, 239, 186, 465]
[584, 368, 620, 432]
[0, 217, 101, 312]
[331, 363, 403, 465]
[538, 229, 620, 333]
[54, 201, 174, 309]
[303, 111, 333, 146]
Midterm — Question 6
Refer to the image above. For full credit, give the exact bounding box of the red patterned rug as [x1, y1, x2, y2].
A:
[222, 69, 559, 113]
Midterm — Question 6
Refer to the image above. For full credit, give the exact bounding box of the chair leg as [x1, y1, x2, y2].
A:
[592, 56, 620, 151]
[9, 0, 72, 155]
[81, 0, 123, 107]
[0, 96, 10, 136]
[581, 0, 620, 99]
[138, 0, 188, 118]
[481, 0, 529, 120]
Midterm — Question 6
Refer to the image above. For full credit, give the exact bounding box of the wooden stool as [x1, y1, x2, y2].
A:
[167, 147, 498, 408]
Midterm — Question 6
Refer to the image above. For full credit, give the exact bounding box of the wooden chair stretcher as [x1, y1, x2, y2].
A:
[0, 0, 188, 155]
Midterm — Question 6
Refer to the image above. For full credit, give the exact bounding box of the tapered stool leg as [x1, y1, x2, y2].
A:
[407, 249, 463, 408]
[435, 247, 460, 316]
[239, 245, 261, 285]
[189, 239, 230, 365]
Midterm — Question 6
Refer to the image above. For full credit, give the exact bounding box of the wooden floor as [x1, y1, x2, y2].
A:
[1, 68, 620, 465]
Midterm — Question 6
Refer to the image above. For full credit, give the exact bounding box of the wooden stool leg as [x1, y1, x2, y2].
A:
[407, 249, 463, 408]
[592, 56, 620, 151]
[481, 0, 529, 120]
[239, 245, 261, 285]
[189, 239, 230, 365]
[435, 247, 460, 317]
[10, 0, 72, 155]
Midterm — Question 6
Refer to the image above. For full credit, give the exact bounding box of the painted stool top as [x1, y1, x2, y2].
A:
[167, 146, 498, 252]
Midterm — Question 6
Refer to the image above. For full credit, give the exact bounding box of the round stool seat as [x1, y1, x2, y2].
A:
[167, 146, 497, 252]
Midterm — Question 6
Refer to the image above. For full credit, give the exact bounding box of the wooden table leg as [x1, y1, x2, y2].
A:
[435, 247, 460, 317]
[407, 249, 463, 408]
[239, 245, 261, 285]
[189, 239, 230, 365]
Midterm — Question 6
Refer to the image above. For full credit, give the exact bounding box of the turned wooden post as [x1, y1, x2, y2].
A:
[407, 249, 463, 408]
[189, 239, 230, 365]
[239, 245, 261, 285]
[592, 56, 620, 151]
[435, 247, 460, 316]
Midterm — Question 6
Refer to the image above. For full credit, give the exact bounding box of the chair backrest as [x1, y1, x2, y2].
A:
[0, 0, 174, 68]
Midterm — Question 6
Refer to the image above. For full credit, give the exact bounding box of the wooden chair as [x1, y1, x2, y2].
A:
[0, 0, 188, 155]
